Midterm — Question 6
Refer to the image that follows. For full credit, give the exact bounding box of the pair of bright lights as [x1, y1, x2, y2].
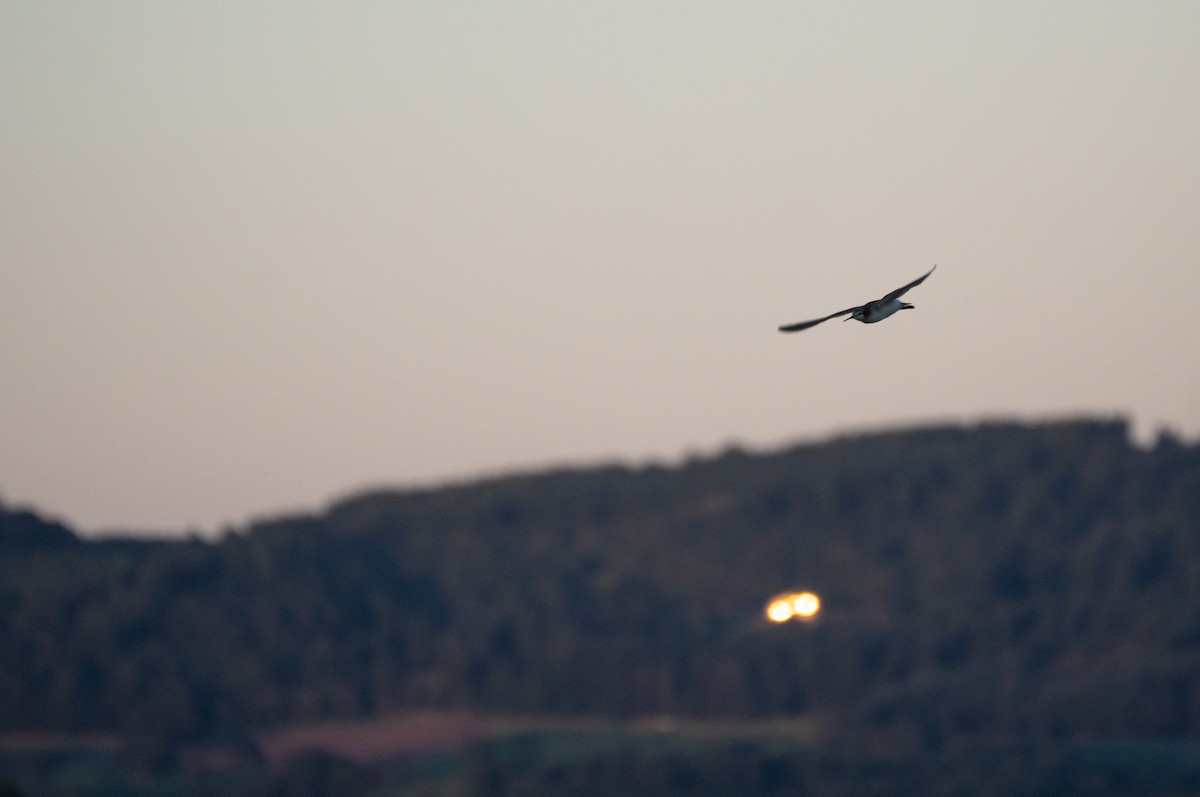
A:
[765, 591, 821, 623]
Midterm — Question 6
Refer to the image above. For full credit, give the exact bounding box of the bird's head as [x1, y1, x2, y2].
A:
[847, 308, 865, 322]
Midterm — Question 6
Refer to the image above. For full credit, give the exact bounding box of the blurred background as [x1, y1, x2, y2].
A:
[3, 2, 1200, 795]
[2, 1, 1197, 535]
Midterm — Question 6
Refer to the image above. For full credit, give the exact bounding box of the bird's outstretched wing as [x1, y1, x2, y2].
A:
[778, 306, 860, 333]
[880, 265, 936, 303]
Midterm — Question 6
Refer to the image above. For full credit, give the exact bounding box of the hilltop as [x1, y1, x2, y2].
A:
[3, 418, 1200, 793]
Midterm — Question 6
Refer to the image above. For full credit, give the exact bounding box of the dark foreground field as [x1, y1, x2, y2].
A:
[6, 711, 1200, 797]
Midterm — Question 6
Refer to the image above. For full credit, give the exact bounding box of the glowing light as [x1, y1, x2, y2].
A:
[791, 591, 820, 618]
[766, 597, 795, 623]
[765, 591, 821, 624]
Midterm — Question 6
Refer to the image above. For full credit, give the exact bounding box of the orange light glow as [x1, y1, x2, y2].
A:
[791, 591, 820, 618]
[765, 591, 821, 623]
[766, 597, 795, 623]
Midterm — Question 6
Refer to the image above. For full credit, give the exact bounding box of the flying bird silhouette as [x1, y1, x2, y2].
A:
[778, 265, 936, 333]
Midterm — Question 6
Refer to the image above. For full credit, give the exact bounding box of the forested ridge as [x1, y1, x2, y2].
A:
[3, 418, 1200, 791]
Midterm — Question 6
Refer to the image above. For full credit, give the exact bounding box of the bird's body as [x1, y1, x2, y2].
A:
[778, 266, 936, 333]
[854, 296, 909, 324]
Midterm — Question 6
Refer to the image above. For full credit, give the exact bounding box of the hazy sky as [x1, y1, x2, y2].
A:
[3, 2, 1198, 534]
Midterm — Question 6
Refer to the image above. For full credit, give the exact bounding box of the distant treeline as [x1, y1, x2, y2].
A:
[3, 419, 1200, 762]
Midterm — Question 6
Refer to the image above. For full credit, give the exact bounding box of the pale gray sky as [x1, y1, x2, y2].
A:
[3, 2, 1198, 534]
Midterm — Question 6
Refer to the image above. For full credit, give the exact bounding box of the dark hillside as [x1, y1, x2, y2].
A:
[3, 419, 1200, 782]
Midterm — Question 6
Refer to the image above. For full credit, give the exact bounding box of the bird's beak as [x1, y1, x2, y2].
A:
[843, 316, 851, 322]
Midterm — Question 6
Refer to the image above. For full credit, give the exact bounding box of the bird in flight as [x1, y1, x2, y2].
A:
[778, 265, 936, 333]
